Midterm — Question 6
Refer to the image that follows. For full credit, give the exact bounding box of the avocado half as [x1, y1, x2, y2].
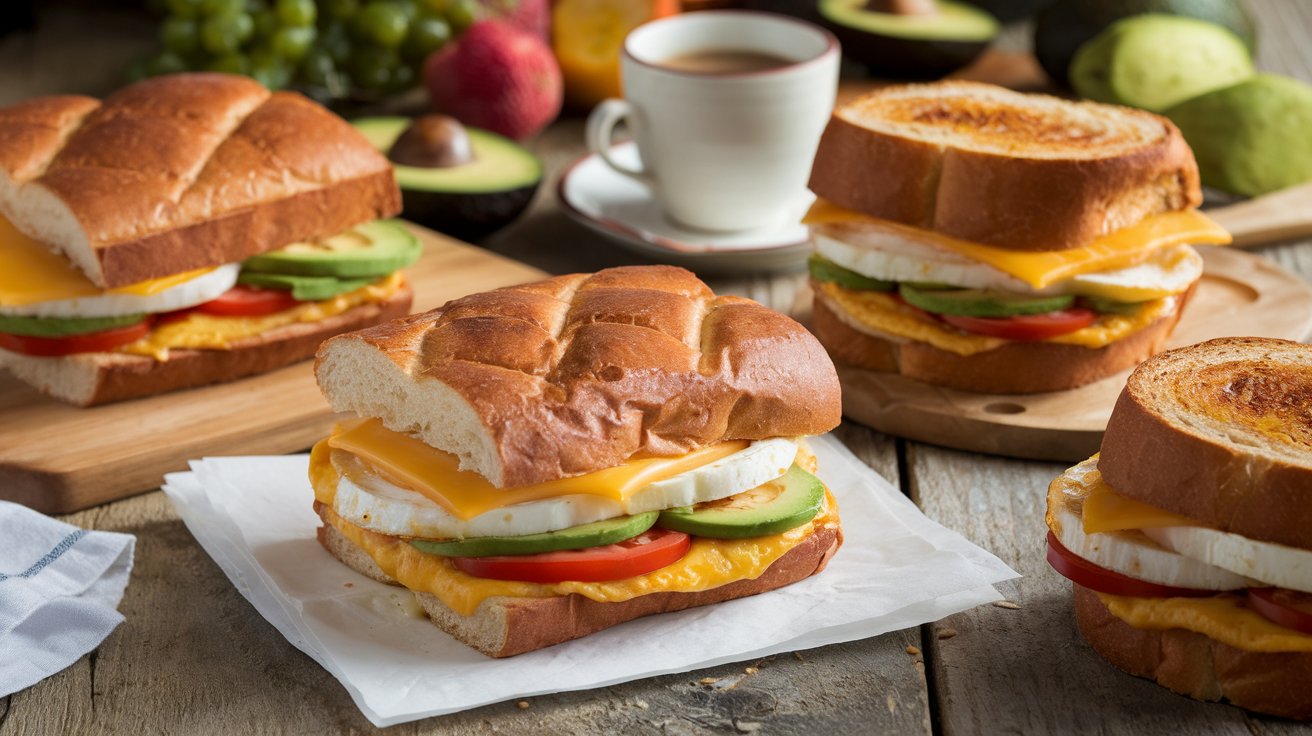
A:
[352, 116, 543, 241]
[819, 0, 999, 79]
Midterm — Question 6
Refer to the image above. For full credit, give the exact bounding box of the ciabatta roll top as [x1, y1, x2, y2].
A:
[316, 265, 842, 488]
[0, 73, 401, 288]
[809, 81, 1202, 251]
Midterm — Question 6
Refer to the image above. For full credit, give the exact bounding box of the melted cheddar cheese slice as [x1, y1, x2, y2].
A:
[0, 216, 212, 306]
[321, 418, 750, 520]
[317, 494, 838, 616]
[1098, 591, 1312, 653]
[803, 199, 1231, 289]
[815, 281, 1175, 356]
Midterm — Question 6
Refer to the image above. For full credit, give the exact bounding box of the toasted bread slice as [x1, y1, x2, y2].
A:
[809, 81, 1201, 251]
[315, 502, 842, 658]
[1074, 584, 1312, 720]
[0, 73, 400, 288]
[1099, 337, 1312, 549]
[0, 287, 411, 406]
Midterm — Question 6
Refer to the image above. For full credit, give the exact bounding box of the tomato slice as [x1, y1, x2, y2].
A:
[942, 308, 1097, 341]
[1046, 532, 1217, 598]
[451, 528, 691, 583]
[1248, 588, 1312, 635]
[196, 285, 300, 317]
[0, 320, 151, 357]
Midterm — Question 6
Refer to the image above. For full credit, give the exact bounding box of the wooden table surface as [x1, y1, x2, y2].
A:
[4, 2, 1312, 733]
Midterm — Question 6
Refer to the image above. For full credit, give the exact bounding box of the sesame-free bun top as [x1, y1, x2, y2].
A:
[809, 81, 1202, 251]
[315, 265, 843, 488]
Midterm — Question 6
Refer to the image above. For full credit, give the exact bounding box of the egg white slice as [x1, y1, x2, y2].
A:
[1053, 502, 1251, 591]
[1143, 526, 1312, 594]
[0, 263, 241, 318]
[336, 438, 802, 540]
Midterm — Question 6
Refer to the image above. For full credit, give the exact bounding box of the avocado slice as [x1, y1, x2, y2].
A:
[353, 116, 543, 241]
[0, 312, 145, 338]
[1082, 295, 1144, 315]
[657, 465, 824, 539]
[1072, 14, 1253, 111]
[899, 284, 1075, 317]
[1034, 0, 1255, 87]
[240, 220, 420, 279]
[818, 0, 999, 79]
[408, 512, 658, 558]
[236, 272, 375, 301]
[1166, 74, 1312, 197]
[808, 255, 896, 291]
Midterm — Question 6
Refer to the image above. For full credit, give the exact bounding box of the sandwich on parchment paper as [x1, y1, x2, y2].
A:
[309, 265, 844, 657]
[1046, 337, 1312, 719]
[0, 72, 416, 406]
[805, 81, 1232, 394]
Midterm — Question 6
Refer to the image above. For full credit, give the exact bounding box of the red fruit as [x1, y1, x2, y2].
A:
[477, 0, 550, 41]
[424, 19, 562, 140]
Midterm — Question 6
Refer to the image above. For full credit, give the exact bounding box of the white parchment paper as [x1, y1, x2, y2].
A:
[162, 434, 1016, 727]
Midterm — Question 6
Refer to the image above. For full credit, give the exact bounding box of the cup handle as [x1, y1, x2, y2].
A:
[585, 98, 654, 187]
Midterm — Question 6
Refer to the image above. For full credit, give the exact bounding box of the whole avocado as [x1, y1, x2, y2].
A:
[1034, 0, 1255, 86]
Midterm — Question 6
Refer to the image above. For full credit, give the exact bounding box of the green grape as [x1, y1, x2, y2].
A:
[145, 51, 190, 77]
[160, 16, 200, 56]
[322, 0, 360, 21]
[206, 53, 249, 74]
[200, 12, 255, 55]
[245, 0, 268, 12]
[201, 0, 246, 15]
[401, 16, 449, 63]
[354, 3, 409, 49]
[417, 0, 448, 15]
[386, 62, 416, 92]
[318, 22, 353, 64]
[299, 48, 336, 86]
[166, 0, 204, 19]
[252, 9, 278, 39]
[272, 26, 316, 60]
[444, 0, 476, 32]
[275, 0, 317, 27]
[250, 47, 293, 88]
[350, 45, 400, 89]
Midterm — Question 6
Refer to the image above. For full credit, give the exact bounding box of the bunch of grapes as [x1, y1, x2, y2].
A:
[140, 0, 479, 96]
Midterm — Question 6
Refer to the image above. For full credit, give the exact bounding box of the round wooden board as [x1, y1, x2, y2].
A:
[796, 248, 1312, 461]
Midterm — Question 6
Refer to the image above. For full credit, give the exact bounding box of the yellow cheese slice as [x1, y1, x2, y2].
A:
[1081, 473, 1199, 534]
[1098, 591, 1312, 653]
[323, 419, 750, 521]
[815, 281, 1175, 357]
[803, 199, 1231, 289]
[317, 493, 837, 616]
[0, 216, 212, 306]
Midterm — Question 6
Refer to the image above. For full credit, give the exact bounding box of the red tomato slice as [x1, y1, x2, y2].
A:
[1247, 588, 1312, 635]
[1046, 532, 1217, 598]
[196, 285, 300, 317]
[0, 320, 151, 357]
[451, 529, 691, 583]
[942, 308, 1097, 341]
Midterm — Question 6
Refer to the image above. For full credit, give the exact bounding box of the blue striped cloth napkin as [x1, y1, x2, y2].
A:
[0, 501, 134, 697]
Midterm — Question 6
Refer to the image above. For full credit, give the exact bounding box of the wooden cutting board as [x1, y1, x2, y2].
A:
[0, 224, 545, 514]
[797, 247, 1312, 462]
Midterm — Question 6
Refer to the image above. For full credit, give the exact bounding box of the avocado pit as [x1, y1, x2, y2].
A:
[388, 115, 475, 169]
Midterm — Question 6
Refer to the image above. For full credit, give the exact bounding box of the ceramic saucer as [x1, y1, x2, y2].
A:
[557, 142, 813, 273]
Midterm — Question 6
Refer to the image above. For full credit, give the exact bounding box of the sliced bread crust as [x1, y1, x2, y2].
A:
[1074, 584, 1312, 720]
[0, 286, 412, 406]
[1098, 338, 1312, 550]
[809, 81, 1201, 251]
[316, 505, 842, 658]
[810, 294, 1188, 394]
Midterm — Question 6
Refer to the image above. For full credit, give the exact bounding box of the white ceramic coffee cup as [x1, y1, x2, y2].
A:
[585, 11, 839, 233]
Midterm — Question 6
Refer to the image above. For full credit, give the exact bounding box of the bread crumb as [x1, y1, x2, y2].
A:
[700, 677, 720, 684]
[905, 645, 921, 656]
[993, 600, 1021, 610]
[793, 652, 805, 661]
[635, 699, 649, 710]
[343, 583, 353, 588]
[937, 628, 958, 640]
[744, 667, 759, 675]
[735, 721, 761, 733]
[516, 701, 530, 709]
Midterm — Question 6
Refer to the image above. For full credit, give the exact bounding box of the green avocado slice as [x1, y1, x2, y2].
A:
[657, 465, 824, 539]
[241, 220, 420, 279]
[808, 255, 896, 291]
[409, 512, 659, 558]
[236, 272, 375, 301]
[819, 0, 998, 40]
[899, 284, 1075, 317]
[0, 312, 146, 337]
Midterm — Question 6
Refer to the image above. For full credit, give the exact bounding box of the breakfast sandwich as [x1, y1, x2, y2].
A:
[0, 73, 415, 406]
[1046, 338, 1312, 719]
[309, 265, 843, 657]
[805, 81, 1232, 394]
